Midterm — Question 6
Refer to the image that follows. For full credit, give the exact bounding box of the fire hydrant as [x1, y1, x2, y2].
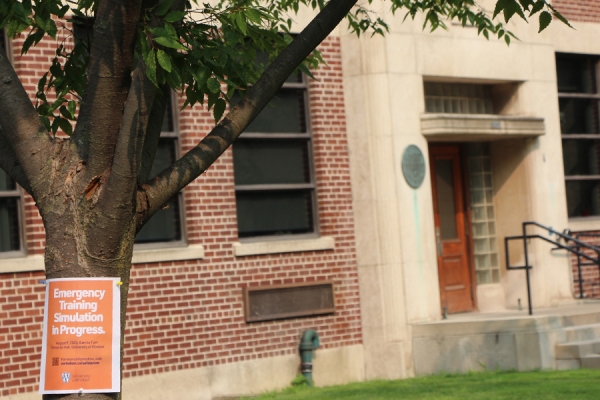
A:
[299, 329, 320, 386]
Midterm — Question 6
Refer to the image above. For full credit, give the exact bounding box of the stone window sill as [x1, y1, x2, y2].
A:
[568, 217, 600, 233]
[131, 244, 205, 264]
[0, 245, 205, 274]
[0, 254, 45, 274]
[233, 236, 335, 257]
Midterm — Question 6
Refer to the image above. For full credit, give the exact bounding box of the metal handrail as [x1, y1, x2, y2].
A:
[505, 221, 600, 315]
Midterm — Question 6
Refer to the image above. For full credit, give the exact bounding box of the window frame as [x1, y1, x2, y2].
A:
[0, 181, 27, 258]
[0, 28, 26, 258]
[556, 53, 600, 221]
[1, 27, 12, 63]
[133, 91, 188, 249]
[233, 73, 320, 242]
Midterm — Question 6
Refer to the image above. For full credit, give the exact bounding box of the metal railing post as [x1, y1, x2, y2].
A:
[577, 246, 584, 298]
[505, 222, 600, 316]
[522, 222, 533, 316]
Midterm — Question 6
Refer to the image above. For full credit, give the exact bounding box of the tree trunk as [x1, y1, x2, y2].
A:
[38, 148, 136, 400]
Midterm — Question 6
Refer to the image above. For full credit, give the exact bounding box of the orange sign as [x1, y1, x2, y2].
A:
[40, 278, 120, 394]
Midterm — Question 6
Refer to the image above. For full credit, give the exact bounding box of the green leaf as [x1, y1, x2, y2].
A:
[207, 91, 219, 110]
[192, 66, 210, 87]
[518, 0, 535, 11]
[58, 117, 73, 136]
[6, 18, 20, 37]
[51, 116, 60, 134]
[245, 9, 262, 24]
[12, 2, 28, 20]
[493, 0, 508, 19]
[154, 36, 187, 51]
[207, 78, 221, 94]
[39, 116, 50, 131]
[235, 12, 247, 35]
[37, 73, 48, 93]
[164, 11, 185, 23]
[539, 11, 552, 32]
[21, 32, 38, 54]
[56, 5, 70, 18]
[552, 10, 573, 28]
[156, 49, 172, 72]
[503, 0, 526, 22]
[529, 0, 545, 16]
[45, 19, 58, 38]
[298, 63, 316, 80]
[145, 49, 158, 86]
[213, 98, 226, 122]
[155, 0, 173, 16]
[67, 101, 76, 119]
[59, 105, 71, 120]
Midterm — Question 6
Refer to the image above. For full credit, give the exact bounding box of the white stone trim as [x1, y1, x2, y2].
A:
[568, 217, 600, 233]
[131, 244, 204, 264]
[0, 246, 206, 273]
[233, 236, 335, 257]
[421, 114, 545, 141]
[0, 255, 45, 274]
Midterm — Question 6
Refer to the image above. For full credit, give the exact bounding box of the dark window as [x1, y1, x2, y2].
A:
[233, 73, 317, 239]
[557, 53, 600, 218]
[1, 28, 7, 57]
[135, 94, 184, 244]
[0, 29, 21, 254]
[0, 171, 22, 253]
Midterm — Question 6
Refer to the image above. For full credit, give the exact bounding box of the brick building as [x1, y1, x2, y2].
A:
[3, 0, 600, 398]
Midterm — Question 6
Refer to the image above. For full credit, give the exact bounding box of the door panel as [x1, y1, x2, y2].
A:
[430, 145, 474, 314]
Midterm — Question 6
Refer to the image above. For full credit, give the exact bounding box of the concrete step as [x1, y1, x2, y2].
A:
[556, 359, 581, 370]
[555, 339, 600, 360]
[563, 323, 600, 342]
[581, 354, 600, 369]
[562, 311, 600, 327]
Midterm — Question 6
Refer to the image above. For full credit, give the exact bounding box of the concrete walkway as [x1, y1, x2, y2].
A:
[438, 300, 600, 323]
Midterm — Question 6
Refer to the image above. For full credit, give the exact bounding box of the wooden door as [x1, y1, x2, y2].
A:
[429, 145, 474, 314]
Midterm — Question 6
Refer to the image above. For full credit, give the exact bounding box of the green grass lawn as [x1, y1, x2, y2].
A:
[251, 369, 600, 399]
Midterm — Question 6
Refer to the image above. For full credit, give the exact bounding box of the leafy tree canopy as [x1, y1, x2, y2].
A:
[0, 0, 569, 136]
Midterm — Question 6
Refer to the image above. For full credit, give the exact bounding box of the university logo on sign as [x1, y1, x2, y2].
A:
[61, 372, 71, 383]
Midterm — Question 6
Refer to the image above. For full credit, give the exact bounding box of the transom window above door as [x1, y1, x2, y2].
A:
[424, 82, 494, 114]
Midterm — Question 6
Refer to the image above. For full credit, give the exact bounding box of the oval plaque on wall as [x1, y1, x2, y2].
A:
[401, 145, 426, 189]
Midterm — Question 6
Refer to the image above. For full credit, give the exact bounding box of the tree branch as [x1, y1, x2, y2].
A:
[0, 43, 52, 198]
[83, 58, 157, 257]
[72, 0, 144, 178]
[110, 59, 156, 185]
[137, 0, 358, 227]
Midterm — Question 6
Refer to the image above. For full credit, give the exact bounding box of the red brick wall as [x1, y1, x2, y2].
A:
[0, 35, 361, 396]
[554, 0, 600, 23]
[569, 232, 600, 299]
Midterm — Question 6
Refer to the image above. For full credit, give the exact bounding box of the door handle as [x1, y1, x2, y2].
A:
[435, 227, 443, 256]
